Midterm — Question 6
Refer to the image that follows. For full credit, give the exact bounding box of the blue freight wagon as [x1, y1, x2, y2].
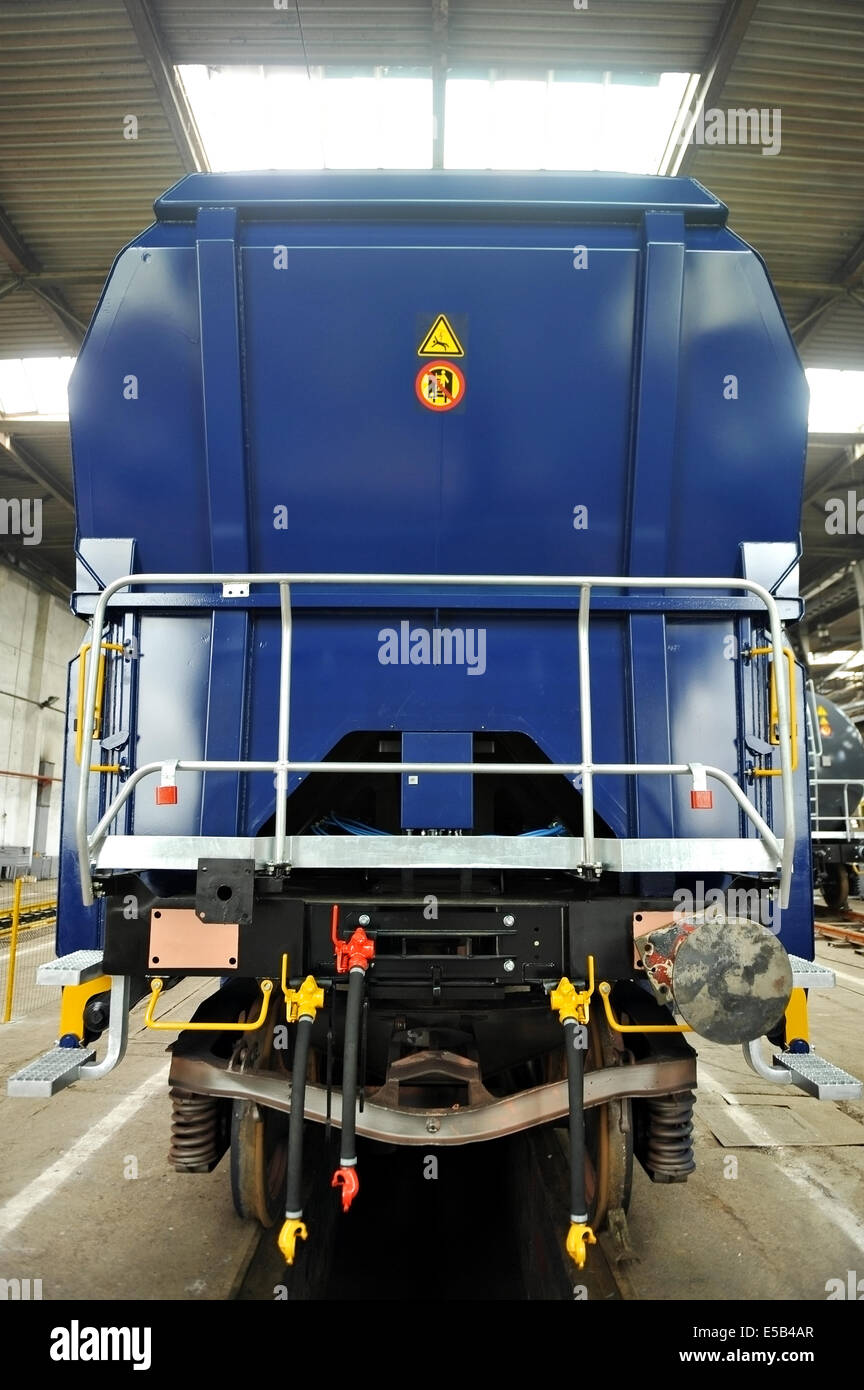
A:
[11, 172, 860, 1270]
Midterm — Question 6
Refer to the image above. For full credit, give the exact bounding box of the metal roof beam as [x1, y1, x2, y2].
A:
[26, 283, 87, 341]
[775, 281, 849, 297]
[0, 550, 71, 601]
[0, 204, 84, 350]
[1, 269, 107, 287]
[0, 417, 69, 437]
[0, 433, 75, 513]
[432, 0, 449, 170]
[794, 227, 864, 350]
[807, 432, 864, 449]
[803, 441, 864, 513]
[0, 206, 39, 275]
[122, 0, 209, 174]
[659, 0, 760, 177]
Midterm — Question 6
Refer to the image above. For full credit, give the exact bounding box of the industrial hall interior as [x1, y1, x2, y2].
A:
[0, 0, 863, 1330]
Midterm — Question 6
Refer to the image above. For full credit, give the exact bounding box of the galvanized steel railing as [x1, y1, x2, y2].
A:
[810, 777, 864, 842]
[75, 571, 796, 907]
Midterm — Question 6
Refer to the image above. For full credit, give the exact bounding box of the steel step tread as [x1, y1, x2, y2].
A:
[7, 1045, 96, 1098]
[787, 954, 835, 990]
[36, 950, 104, 987]
[776, 1050, 862, 1100]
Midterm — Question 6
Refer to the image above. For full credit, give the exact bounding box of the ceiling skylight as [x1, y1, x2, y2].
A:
[0, 356, 75, 417]
[178, 65, 693, 173]
[444, 72, 692, 171]
[179, 66, 433, 170]
[806, 369, 864, 434]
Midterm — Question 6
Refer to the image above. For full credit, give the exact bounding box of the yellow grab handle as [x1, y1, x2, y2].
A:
[144, 977, 273, 1031]
[75, 640, 125, 771]
[598, 981, 691, 1034]
[748, 646, 798, 776]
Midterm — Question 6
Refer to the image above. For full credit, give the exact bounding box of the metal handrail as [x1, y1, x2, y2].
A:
[810, 777, 864, 841]
[88, 757, 783, 865]
[75, 570, 795, 907]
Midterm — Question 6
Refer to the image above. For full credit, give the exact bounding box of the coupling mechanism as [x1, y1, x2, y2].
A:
[277, 1218, 308, 1266]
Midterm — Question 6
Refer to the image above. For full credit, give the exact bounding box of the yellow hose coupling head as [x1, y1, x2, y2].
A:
[278, 1218, 308, 1265]
[282, 966, 325, 1022]
[550, 958, 595, 1026]
[566, 1221, 596, 1270]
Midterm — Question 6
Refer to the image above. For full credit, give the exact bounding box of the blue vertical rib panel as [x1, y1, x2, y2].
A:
[196, 207, 251, 834]
[196, 207, 249, 571]
[627, 213, 685, 842]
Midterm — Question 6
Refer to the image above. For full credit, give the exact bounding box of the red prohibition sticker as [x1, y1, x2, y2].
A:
[415, 360, 465, 412]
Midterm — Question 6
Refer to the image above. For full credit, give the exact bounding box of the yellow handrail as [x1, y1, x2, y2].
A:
[144, 977, 273, 1031]
[597, 980, 691, 1034]
[749, 646, 798, 777]
[1, 879, 22, 1024]
[75, 640, 125, 773]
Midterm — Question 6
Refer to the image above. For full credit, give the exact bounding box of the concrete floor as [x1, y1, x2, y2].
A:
[625, 937, 864, 1301]
[0, 978, 260, 1301]
[0, 940, 862, 1301]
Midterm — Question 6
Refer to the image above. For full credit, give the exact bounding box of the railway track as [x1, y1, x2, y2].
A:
[0, 910, 57, 932]
[815, 901, 864, 949]
[233, 1130, 637, 1301]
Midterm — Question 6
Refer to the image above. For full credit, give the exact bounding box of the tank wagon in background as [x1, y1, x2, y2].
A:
[807, 690, 864, 910]
[10, 172, 861, 1272]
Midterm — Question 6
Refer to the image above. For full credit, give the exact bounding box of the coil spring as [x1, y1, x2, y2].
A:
[642, 1090, 696, 1181]
[168, 1088, 224, 1172]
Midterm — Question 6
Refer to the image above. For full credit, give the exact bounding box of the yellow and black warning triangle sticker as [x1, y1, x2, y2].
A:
[417, 313, 464, 358]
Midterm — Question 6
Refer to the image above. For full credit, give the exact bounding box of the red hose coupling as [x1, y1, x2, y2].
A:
[333, 923, 376, 975]
[346, 927, 376, 974]
[332, 1166, 360, 1212]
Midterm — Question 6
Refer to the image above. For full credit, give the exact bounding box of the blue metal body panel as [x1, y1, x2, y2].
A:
[61, 172, 812, 959]
[401, 732, 473, 830]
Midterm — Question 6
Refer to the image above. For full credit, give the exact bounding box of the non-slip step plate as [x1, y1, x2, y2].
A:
[787, 954, 835, 990]
[776, 1051, 862, 1101]
[7, 1045, 96, 1098]
[36, 950, 104, 987]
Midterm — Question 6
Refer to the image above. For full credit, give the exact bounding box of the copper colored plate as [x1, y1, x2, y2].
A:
[630, 910, 676, 968]
[148, 908, 239, 970]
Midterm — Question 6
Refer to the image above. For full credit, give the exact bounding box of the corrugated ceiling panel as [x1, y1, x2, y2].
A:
[0, 290, 72, 358]
[0, 1, 187, 277]
[687, 0, 864, 366]
[156, 0, 724, 71]
[801, 300, 864, 370]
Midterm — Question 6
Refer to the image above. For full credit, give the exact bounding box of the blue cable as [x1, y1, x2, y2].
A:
[311, 816, 568, 837]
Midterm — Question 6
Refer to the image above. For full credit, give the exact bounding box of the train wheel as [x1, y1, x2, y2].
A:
[229, 998, 290, 1227]
[230, 1100, 289, 1227]
[822, 863, 850, 911]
